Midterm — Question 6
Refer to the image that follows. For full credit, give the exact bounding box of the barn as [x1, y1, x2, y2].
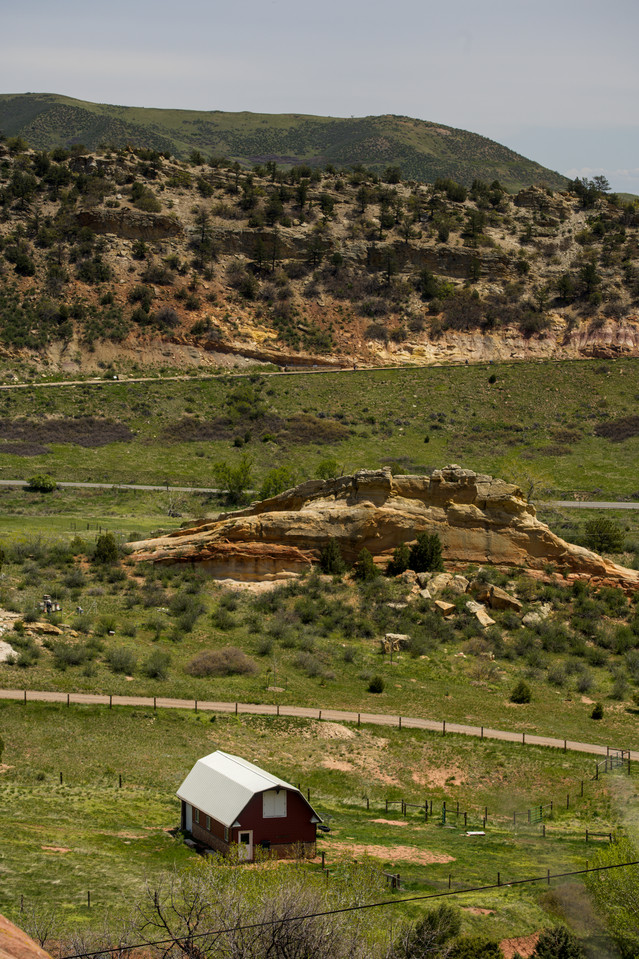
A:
[177, 750, 322, 860]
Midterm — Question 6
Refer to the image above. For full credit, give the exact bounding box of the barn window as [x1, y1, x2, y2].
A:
[206, 815, 211, 830]
[263, 789, 287, 818]
[224, 826, 229, 842]
[193, 806, 199, 824]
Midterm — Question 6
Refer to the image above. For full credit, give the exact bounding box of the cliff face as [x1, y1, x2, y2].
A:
[129, 466, 639, 590]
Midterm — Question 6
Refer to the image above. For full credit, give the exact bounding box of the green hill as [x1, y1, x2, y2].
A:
[0, 92, 567, 192]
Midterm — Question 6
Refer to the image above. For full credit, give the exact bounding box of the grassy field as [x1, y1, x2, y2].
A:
[0, 701, 629, 949]
[0, 359, 638, 499]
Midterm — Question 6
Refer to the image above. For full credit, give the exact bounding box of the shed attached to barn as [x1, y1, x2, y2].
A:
[177, 750, 321, 860]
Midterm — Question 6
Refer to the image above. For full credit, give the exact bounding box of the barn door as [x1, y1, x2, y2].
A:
[185, 803, 193, 832]
[238, 830, 253, 861]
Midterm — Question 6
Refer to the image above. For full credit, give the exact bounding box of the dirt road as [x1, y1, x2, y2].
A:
[1, 688, 635, 761]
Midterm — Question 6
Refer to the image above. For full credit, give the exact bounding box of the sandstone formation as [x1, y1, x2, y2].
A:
[0, 915, 52, 959]
[129, 466, 639, 591]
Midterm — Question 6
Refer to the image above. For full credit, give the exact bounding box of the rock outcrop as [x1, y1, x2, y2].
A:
[129, 466, 639, 591]
[0, 915, 52, 959]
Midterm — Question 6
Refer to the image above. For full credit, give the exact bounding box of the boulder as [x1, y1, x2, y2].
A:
[129, 466, 639, 591]
[473, 583, 522, 612]
[0, 641, 16, 663]
[382, 633, 410, 653]
[466, 600, 496, 628]
[0, 913, 52, 959]
[25, 622, 62, 635]
[522, 604, 552, 627]
[434, 600, 456, 618]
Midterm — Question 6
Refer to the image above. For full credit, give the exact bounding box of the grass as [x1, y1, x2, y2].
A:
[0, 701, 630, 944]
[0, 359, 638, 499]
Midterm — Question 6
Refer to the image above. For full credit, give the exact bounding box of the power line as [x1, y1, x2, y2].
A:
[58, 858, 639, 959]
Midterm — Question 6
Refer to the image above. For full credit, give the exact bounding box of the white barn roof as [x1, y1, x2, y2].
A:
[176, 750, 320, 828]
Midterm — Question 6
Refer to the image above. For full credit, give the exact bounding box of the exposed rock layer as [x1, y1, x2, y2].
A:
[130, 466, 639, 591]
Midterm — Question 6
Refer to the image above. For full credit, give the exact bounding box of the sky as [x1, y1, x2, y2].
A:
[2, 0, 638, 193]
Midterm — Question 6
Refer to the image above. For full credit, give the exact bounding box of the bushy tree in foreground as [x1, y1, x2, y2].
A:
[408, 532, 444, 573]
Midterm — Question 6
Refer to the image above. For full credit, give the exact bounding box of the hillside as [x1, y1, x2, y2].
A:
[0, 138, 637, 374]
[0, 93, 569, 192]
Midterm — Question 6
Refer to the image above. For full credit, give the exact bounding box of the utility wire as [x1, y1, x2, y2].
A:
[58, 858, 639, 959]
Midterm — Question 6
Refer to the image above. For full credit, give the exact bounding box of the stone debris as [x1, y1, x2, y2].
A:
[381, 633, 410, 653]
[522, 604, 552, 627]
[473, 583, 522, 612]
[466, 600, 496, 628]
[434, 600, 456, 618]
[0, 641, 17, 663]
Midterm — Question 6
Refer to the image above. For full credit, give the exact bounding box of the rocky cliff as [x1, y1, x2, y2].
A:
[129, 466, 639, 590]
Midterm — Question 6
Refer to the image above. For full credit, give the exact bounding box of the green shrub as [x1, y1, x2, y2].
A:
[386, 543, 410, 576]
[142, 650, 171, 680]
[368, 675, 385, 693]
[352, 548, 379, 581]
[591, 701, 604, 719]
[409, 532, 444, 573]
[26, 474, 57, 492]
[584, 517, 625, 553]
[106, 646, 137, 674]
[532, 925, 586, 958]
[319, 538, 346, 575]
[93, 532, 118, 565]
[510, 679, 532, 703]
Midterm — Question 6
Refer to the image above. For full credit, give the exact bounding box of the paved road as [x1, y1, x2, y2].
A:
[539, 501, 639, 510]
[1, 688, 635, 762]
[1, 478, 637, 508]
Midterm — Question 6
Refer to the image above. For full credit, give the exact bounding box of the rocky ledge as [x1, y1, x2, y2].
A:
[129, 466, 639, 591]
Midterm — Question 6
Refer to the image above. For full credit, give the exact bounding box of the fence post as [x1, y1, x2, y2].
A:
[195, 699, 198, 713]
[321, 851, 325, 867]
[119, 774, 122, 788]
[484, 806, 488, 821]
[564, 739, 567, 752]
[550, 801, 553, 816]
[567, 793, 570, 809]
[596, 762, 599, 781]
[67, 693, 70, 707]
[366, 797, 370, 811]
[629, 753, 632, 776]
[528, 809, 531, 824]
[60, 772, 63, 784]
[24, 689, 26, 704]
[318, 709, 322, 720]
[547, 869, 550, 885]
[481, 726, 484, 740]
[153, 696, 157, 711]
[398, 715, 401, 730]
[442, 720, 446, 736]
[277, 704, 280, 717]
[464, 812, 467, 828]
[20, 895, 24, 913]
[307, 787, 311, 802]
[109, 694, 112, 709]
[357, 713, 361, 727]
[581, 780, 584, 797]
[430, 800, 433, 815]
[87, 891, 91, 909]
[456, 801, 459, 815]
[513, 811, 516, 826]
[386, 799, 389, 813]
[522, 732, 525, 745]
[448, 874, 451, 889]
[542, 824, 546, 838]
[497, 872, 501, 887]
[586, 829, 589, 843]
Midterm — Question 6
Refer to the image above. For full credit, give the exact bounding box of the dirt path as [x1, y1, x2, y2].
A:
[1, 688, 635, 761]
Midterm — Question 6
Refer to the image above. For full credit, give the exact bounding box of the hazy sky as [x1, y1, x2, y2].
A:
[3, 0, 638, 192]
